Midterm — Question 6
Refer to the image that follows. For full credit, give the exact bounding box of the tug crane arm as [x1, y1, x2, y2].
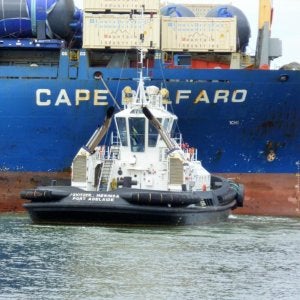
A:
[84, 106, 115, 153]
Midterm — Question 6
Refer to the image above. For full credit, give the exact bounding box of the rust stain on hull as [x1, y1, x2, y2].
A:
[0, 172, 70, 212]
[223, 173, 300, 217]
[0, 171, 299, 217]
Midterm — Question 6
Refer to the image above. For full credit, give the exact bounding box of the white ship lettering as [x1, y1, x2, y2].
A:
[70, 192, 119, 202]
[36, 89, 109, 106]
[36, 89, 247, 106]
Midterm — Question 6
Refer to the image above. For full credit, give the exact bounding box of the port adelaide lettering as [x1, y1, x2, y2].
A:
[36, 89, 247, 106]
[71, 193, 119, 202]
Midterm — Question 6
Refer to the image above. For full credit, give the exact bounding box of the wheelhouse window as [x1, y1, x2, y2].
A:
[116, 117, 128, 146]
[162, 118, 170, 131]
[148, 118, 161, 147]
[170, 120, 177, 138]
[129, 117, 145, 152]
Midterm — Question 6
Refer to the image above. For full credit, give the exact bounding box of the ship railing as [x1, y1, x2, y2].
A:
[95, 146, 106, 160]
[180, 143, 198, 161]
[172, 134, 198, 161]
[183, 147, 198, 161]
[107, 131, 198, 161]
[95, 132, 120, 161]
[109, 132, 121, 159]
[110, 132, 121, 146]
[96, 145, 119, 160]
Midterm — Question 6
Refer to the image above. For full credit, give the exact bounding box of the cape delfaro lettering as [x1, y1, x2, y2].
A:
[36, 89, 247, 106]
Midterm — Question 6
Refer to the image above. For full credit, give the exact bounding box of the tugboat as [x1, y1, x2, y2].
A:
[21, 20, 244, 225]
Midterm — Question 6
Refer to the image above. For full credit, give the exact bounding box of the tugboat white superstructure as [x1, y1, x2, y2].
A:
[73, 49, 211, 196]
[21, 14, 244, 225]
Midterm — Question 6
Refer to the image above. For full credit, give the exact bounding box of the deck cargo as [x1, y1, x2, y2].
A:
[83, 13, 160, 49]
[161, 16, 237, 52]
[0, 0, 79, 40]
[83, 0, 160, 13]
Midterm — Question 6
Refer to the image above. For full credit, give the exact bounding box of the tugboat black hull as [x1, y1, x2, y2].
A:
[22, 176, 243, 226]
[24, 202, 234, 226]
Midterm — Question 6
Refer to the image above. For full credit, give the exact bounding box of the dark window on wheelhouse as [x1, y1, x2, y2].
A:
[148, 118, 161, 147]
[116, 117, 128, 146]
[170, 119, 178, 138]
[129, 117, 145, 152]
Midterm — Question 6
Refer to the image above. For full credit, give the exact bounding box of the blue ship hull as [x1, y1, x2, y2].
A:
[1, 51, 299, 174]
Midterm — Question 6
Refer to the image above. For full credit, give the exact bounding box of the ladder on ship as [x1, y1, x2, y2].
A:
[98, 159, 113, 191]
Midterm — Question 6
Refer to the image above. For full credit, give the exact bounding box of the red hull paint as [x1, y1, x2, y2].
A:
[229, 173, 300, 217]
[0, 172, 71, 212]
[1, 172, 299, 217]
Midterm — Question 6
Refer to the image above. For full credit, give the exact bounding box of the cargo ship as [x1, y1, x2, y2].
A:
[1, 0, 299, 217]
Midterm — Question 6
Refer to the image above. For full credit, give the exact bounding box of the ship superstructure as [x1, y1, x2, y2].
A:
[72, 49, 211, 193]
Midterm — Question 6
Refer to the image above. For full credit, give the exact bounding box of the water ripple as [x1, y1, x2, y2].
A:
[0, 213, 299, 300]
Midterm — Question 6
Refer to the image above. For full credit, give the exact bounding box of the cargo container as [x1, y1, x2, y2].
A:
[161, 16, 237, 52]
[83, 13, 160, 49]
[83, 0, 160, 13]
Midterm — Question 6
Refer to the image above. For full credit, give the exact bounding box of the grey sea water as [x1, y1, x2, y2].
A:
[0, 213, 299, 300]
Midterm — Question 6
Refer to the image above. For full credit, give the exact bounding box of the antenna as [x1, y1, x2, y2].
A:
[134, 4, 148, 106]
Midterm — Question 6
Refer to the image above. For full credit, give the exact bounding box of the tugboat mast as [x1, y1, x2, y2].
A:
[135, 5, 149, 106]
